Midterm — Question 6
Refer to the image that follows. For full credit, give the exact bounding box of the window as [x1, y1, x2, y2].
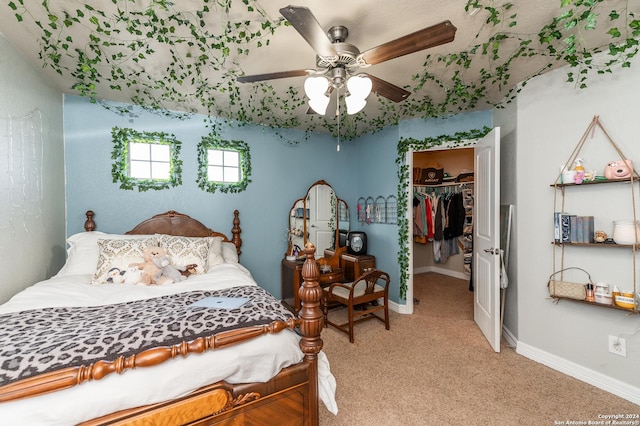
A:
[206, 148, 240, 183]
[197, 136, 251, 193]
[129, 142, 171, 180]
[111, 127, 182, 191]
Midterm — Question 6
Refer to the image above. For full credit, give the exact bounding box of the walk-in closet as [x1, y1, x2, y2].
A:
[412, 148, 474, 289]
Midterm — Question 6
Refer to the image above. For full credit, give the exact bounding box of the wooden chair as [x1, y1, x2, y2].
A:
[323, 269, 390, 343]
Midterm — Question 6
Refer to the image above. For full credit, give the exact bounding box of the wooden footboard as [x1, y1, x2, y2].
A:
[81, 242, 323, 426]
[81, 363, 311, 425]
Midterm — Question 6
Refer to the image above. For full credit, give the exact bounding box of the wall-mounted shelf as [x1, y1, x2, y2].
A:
[552, 242, 637, 249]
[550, 116, 639, 314]
[550, 177, 635, 188]
[550, 296, 639, 313]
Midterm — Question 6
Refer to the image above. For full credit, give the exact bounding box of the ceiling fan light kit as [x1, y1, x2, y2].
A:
[238, 5, 456, 117]
[309, 95, 330, 115]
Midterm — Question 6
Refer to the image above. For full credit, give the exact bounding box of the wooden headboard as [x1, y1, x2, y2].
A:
[84, 210, 243, 255]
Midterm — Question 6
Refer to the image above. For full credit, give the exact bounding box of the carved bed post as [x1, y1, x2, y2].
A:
[84, 210, 95, 231]
[231, 210, 242, 255]
[299, 242, 322, 426]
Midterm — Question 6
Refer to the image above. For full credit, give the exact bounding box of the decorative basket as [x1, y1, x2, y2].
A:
[548, 267, 592, 301]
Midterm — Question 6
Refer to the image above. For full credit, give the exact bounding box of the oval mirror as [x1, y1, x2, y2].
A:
[305, 181, 337, 256]
[337, 199, 350, 248]
[287, 180, 349, 259]
[288, 198, 306, 256]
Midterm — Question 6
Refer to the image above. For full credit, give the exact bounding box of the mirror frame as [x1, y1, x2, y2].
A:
[286, 179, 349, 257]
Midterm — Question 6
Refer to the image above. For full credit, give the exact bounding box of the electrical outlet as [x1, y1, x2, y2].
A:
[608, 335, 627, 357]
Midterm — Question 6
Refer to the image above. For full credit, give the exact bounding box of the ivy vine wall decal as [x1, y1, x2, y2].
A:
[4, 1, 639, 141]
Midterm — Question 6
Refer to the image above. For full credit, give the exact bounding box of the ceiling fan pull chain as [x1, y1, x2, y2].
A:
[337, 87, 341, 152]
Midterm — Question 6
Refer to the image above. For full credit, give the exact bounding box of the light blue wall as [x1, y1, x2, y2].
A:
[353, 111, 493, 302]
[63, 95, 357, 296]
[64, 94, 492, 301]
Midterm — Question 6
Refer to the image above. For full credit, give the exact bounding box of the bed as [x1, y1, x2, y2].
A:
[0, 210, 336, 425]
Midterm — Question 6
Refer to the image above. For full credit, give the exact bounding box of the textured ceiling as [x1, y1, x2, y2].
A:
[1, 1, 638, 138]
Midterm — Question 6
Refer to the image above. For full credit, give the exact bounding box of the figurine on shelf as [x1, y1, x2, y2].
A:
[593, 230, 607, 243]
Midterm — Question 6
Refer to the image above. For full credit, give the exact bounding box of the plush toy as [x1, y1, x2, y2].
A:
[180, 264, 198, 278]
[106, 267, 125, 284]
[122, 266, 145, 285]
[151, 247, 187, 284]
[129, 247, 164, 285]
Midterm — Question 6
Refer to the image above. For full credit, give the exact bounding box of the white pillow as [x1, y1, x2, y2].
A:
[92, 237, 159, 284]
[222, 241, 239, 263]
[55, 232, 154, 278]
[157, 235, 211, 274]
[207, 236, 225, 269]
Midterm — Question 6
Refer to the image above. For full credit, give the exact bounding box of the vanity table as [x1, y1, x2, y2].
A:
[282, 180, 349, 312]
[281, 258, 344, 312]
[324, 249, 376, 282]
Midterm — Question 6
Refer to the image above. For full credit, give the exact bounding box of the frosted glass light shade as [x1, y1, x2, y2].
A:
[345, 96, 367, 114]
[309, 96, 330, 115]
[347, 75, 372, 100]
[304, 77, 329, 100]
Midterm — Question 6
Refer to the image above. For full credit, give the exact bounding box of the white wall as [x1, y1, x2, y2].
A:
[514, 52, 640, 403]
[494, 101, 518, 337]
[0, 34, 65, 304]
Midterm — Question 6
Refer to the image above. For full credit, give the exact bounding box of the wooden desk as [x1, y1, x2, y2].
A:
[281, 258, 343, 312]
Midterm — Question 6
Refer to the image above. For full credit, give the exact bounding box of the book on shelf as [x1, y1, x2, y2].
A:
[554, 213, 595, 243]
[561, 213, 571, 243]
[554, 212, 564, 242]
[575, 216, 583, 243]
[569, 215, 578, 242]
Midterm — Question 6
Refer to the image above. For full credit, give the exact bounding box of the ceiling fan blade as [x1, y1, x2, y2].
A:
[237, 69, 311, 83]
[359, 20, 457, 66]
[279, 5, 337, 58]
[363, 74, 411, 103]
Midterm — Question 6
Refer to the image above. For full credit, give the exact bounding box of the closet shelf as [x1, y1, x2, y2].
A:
[415, 181, 473, 188]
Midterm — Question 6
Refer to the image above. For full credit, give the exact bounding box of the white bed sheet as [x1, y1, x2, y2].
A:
[0, 263, 338, 425]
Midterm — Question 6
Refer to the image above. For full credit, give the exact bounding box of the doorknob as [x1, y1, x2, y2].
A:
[484, 248, 498, 255]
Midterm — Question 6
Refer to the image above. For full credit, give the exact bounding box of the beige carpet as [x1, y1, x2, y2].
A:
[318, 272, 639, 425]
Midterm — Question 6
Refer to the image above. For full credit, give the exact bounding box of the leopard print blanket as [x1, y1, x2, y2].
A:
[0, 285, 295, 386]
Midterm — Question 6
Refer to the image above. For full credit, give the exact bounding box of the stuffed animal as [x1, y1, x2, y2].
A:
[106, 267, 125, 284]
[151, 248, 187, 284]
[180, 263, 198, 278]
[129, 246, 164, 285]
[122, 266, 145, 285]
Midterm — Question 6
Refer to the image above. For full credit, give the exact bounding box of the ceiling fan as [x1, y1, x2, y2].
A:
[237, 5, 457, 115]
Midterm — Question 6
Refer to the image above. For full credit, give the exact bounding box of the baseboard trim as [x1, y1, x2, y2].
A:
[502, 326, 517, 349]
[516, 341, 640, 406]
[414, 266, 469, 281]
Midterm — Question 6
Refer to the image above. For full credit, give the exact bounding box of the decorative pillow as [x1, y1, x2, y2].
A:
[222, 241, 239, 263]
[55, 232, 154, 278]
[92, 237, 159, 284]
[157, 235, 211, 274]
[207, 236, 225, 269]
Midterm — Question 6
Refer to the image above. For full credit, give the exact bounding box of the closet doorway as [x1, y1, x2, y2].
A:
[412, 147, 474, 282]
[408, 128, 502, 352]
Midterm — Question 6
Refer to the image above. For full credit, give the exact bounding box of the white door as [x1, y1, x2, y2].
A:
[307, 184, 335, 255]
[473, 127, 501, 352]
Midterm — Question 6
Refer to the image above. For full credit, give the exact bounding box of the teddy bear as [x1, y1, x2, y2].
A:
[151, 247, 187, 284]
[129, 246, 164, 285]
